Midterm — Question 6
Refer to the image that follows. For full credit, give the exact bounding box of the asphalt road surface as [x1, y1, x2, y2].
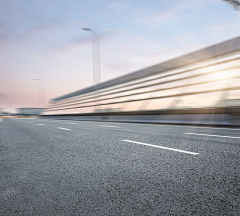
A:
[1, 118, 240, 215]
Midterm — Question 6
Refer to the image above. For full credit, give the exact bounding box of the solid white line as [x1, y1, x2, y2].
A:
[185, 133, 240, 139]
[37, 124, 44, 125]
[155, 124, 240, 131]
[123, 140, 199, 155]
[58, 127, 71, 130]
[116, 122, 240, 131]
[100, 125, 119, 128]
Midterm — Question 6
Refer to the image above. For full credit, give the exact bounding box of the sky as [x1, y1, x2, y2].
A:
[0, 0, 240, 112]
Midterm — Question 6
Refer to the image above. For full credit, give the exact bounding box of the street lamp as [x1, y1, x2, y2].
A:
[222, 0, 240, 10]
[82, 28, 101, 85]
[33, 79, 45, 108]
[82, 28, 101, 111]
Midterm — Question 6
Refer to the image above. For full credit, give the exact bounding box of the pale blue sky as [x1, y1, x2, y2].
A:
[0, 0, 240, 112]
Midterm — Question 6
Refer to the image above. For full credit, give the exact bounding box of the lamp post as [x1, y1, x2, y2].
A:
[82, 28, 101, 111]
[222, 0, 240, 10]
[33, 79, 45, 108]
[82, 28, 101, 85]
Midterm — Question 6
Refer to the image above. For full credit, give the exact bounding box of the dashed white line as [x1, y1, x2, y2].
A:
[100, 125, 119, 128]
[123, 140, 199, 155]
[37, 124, 44, 125]
[58, 127, 71, 131]
[185, 133, 240, 139]
[69, 122, 77, 124]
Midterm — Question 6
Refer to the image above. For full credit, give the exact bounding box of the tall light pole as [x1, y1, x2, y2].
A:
[33, 79, 45, 108]
[82, 28, 101, 111]
[222, 0, 240, 10]
[82, 28, 101, 85]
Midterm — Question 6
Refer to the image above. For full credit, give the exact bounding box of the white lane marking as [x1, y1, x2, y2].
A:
[69, 122, 77, 124]
[185, 133, 240, 139]
[25, 122, 33, 123]
[123, 140, 199, 155]
[112, 122, 240, 131]
[156, 124, 240, 131]
[100, 125, 119, 128]
[0, 119, 2, 122]
[37, 124, 44, 125]
[58, 127, 71, 131]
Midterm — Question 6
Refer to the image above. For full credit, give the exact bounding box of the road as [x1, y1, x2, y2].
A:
[0, 118, 240, 215]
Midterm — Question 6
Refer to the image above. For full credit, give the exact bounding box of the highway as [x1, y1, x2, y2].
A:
[1, 118, 240, 215]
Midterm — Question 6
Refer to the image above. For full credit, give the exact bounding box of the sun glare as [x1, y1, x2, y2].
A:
[219, 72, 230, 80]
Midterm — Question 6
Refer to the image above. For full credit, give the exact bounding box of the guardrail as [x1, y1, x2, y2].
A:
[40, 107, 240, 127]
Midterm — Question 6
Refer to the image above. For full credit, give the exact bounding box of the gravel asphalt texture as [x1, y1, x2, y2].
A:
[0, 118, 240, 215]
